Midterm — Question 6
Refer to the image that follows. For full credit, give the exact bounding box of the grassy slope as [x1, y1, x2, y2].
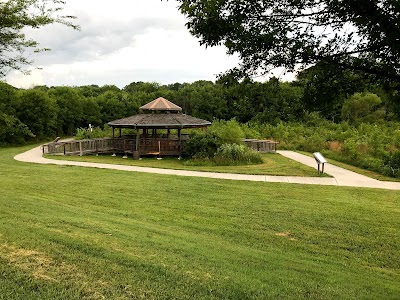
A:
[44, 152, 327, 177]
[1, 145, 400, 299]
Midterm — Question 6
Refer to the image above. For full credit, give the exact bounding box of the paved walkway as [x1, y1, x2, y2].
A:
[14, 145, 400, 190]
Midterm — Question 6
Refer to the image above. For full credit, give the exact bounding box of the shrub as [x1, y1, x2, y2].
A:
[75, 125, 113, 140]
[209, 119, 245, 145]
[382, 151, 400, 178]
[214, 143, 263, 165]
[184, 132, 221, 158]
[341, 92, 385, 125]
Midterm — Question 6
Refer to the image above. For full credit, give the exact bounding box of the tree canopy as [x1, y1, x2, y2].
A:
[0, 0, 79, 77]
[174, 0, 400, 82]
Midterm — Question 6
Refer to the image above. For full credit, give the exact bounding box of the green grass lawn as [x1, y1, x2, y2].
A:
[1, 145, 400, 299]
[44, 152, 328, 177]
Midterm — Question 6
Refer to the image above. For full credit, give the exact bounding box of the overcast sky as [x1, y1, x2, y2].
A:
[6, 0, 289, 89]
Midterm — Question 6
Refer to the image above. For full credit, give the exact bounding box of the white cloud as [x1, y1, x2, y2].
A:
[6, 0, 241, 88]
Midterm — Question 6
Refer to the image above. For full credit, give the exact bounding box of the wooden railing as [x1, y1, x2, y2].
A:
[243, 139, 278, 152]
[43, 138, 114, 156]
[43, 137, 187, 156]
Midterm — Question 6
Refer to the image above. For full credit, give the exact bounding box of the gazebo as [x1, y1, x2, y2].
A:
[107, 97, 211, 159]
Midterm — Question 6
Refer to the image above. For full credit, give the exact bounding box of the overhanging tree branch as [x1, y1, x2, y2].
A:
[173, 0, 400, 82]
[0, 0, 79, 77]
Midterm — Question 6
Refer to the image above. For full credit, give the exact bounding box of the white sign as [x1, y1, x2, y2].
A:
[313, 152, 327, 164]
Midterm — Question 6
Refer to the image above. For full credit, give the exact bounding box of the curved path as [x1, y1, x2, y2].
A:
[14, 145, 400, 190]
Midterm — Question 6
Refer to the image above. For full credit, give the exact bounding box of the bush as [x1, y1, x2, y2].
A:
[382, 151, 400, 178]
[75, 125, 113, 140]
[209, 119, 245, 144]
[184, 132, 221, 158]
[214, 143, 263, 165]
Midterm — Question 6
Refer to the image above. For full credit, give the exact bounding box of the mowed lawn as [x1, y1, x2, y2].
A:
[1, 146, 400, 299]
[45, 152, 326, 177]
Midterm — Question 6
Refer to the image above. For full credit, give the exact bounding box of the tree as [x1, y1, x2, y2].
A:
[174, 0, 400, 82]
[48, 86, 84, 135]
[0, 0, 79, 77]
[96, 91, 126, 124]
[297, 62, 367, 121]
[341, 92, 386, 125]
[0, 81, 34, 144]
[16, 88, 58, 138]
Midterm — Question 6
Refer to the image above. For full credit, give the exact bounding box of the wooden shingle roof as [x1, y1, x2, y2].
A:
[108, 113, 211, 129]
[109, 97, 210, 129]
[140, 97, 182, 111]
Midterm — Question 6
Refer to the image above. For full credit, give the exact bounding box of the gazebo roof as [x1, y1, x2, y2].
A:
[108, 113, 211, 129]
[109, 97, 211, 129]
[140, 97, 182, 111]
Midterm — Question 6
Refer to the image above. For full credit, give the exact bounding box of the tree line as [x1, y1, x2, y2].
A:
[1, 64, 399, 145]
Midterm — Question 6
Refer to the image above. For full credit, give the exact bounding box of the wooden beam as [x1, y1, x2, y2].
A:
[136, 129, 139, 151]
[178, 128, 182, 158]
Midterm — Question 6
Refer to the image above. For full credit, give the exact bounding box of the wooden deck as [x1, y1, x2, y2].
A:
[43, 137, 277, 158]
[42, 137, 188, 157]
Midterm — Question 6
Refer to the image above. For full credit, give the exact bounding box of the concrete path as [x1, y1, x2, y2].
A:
[14, 145, 400, 190]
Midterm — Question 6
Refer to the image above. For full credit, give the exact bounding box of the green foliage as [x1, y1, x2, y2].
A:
[0, 0, 79, 77]
[214, 143, 263, 165]
[250, 118, 400, 177]
[96, 90, 126, 123]
[48, 87, 84, 136]
[185, 122, 261, 166]
[0, 82, 34, 144]
[382, 151, 400, 178]
[0, 112, 34, 145]
[75, 125, 113, 140]
[176, 0, 400, 83]
[341, 92, 385, 125]
[209, 119, 245, 145]
[184, 132, 221, 158]
[81, 97, 101, 127]
[15, 89, 58, 139]
[297, 62, 367, 121]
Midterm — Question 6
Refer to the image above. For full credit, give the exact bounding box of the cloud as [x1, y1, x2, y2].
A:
[24, 1, 186, 65]
[6, 0, 241, 88]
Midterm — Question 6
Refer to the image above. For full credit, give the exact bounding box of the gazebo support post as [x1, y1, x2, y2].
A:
[111, 127, 116, 157]
[119, 128, 122, 138]
[178, 128, 182, 159]
[133, 128, 140, 160]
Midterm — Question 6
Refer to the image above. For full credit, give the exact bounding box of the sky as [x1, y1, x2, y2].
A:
[5, 0, 289, 89]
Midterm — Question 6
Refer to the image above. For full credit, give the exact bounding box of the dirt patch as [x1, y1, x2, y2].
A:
[0, 242, 110, 299]
[1, 244, 57, 282]
[275, 232, 297, 241]
[275, 232, 291, 237]
[328, 141, 342, 152]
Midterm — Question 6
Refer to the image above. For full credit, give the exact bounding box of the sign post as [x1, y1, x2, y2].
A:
[313, 152, 328, 175]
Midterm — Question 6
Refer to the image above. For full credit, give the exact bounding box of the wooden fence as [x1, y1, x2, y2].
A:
[243, 139, 278, 152]
[42, 138, 115, 156]
[43, 137, 276, 157]
[43, 137, 187, 156]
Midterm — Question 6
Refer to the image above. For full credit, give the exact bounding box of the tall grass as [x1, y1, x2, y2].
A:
[240, 116, 400, 177]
